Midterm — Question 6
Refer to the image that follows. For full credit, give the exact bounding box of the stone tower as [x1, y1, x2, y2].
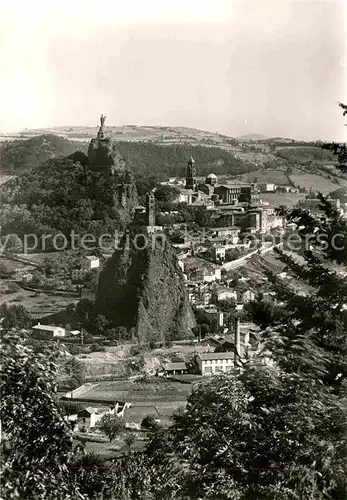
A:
[185, 156, 197, 190]
[146, 192, 156, 227]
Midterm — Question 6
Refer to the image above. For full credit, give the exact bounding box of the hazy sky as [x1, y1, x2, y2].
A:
[1, 0, 346, 140]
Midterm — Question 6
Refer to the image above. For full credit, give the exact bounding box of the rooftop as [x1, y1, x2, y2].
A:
[164, 362, 188, 371]
[197, 352, 235, 361]
[85, 255, 99, 261]
[33, 324, 63, 331]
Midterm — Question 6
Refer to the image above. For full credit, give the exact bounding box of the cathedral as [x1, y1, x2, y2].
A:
[180, 156, 259, 207]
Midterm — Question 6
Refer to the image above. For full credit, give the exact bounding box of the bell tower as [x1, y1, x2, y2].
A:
[185, 156, 197, 190]
[146, 192, 156, 227]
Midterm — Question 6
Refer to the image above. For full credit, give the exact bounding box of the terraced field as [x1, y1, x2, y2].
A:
[78, 378, 193, 403]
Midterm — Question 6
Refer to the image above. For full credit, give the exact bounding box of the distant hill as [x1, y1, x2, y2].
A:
[0, 134, 88, 175]
[0, 134, 257, 179]
[236, 133, 269, 141]
[1, 126, 345, 193]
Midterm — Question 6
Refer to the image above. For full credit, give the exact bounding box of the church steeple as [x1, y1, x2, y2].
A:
[185, 156, 197, 190]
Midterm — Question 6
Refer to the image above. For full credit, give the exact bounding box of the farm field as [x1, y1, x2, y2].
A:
[0, 284, 78, 318]
[237, 168, 289, 185]
[289, 173, 343, 194]
[76, 378, 194, 403]
[260, 192, 306, 207]
[72, 377, 197, 422]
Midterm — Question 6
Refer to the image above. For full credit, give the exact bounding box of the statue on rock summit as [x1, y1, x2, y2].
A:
[98, 114, 107, 140]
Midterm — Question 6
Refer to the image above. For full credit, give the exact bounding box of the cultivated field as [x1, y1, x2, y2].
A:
[71, 376, 198, 422]
[260, 192, 306, 207]
[289, 173, 343, 194]
[82, 378, 193, 402]
[237, 168, 289, 185]
[0, 283, 78, 318]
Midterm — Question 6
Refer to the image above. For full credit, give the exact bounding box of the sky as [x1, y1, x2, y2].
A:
[0, 0, 346, 140]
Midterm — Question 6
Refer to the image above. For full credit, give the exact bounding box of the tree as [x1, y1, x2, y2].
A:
[99, 414, 125, 442]
[124, 433, 136, 455]
[64, 357, 85, 389]
[141, 415, 159, 432]
[263, 104, 347, 394]
[146, 370, 347, 499]
[75, 298, 94, 326]
[154, 184, 180, 207]
[0, 261, 13, 278]
[244, 295, 284, 330]
[1, 303, 32, 329]
[1, 233, 24, 255]
[322, 102, 347, 172]
[0, 331, 85, 499]
[84, 268, 99, 292]
[93, 314, 109, 336]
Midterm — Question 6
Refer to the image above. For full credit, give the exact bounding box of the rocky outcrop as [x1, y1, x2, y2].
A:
[96, 228, 196, 342]
[88, 135, 126, 174]
[88, 115, 138, 223]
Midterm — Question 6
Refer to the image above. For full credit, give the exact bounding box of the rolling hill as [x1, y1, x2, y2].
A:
[1, 125, 345, 193]
[0, 134, 88, 175]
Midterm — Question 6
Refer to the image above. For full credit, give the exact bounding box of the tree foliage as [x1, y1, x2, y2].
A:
[0, 332, 85, 499]
[98, 414, 125, 442]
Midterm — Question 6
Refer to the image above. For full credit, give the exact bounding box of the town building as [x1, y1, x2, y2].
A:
[189, 266, 222, 283]
[214, 183, 257, 204]
[71, 269, 87, 282]
[214, 287, 238, 302]
[211, 227, 240, 242]
[163, 362, 189, 375]
[187, 282, 212, 308]
[81, 256, 100, 272]
[240, 289, 256, 303]
[69, 403, 131, 432]
[212, 245, 226, 262]
[32, 324, 66, 339]
[195, 352, 235, 375]
[259, 183, 276, 192]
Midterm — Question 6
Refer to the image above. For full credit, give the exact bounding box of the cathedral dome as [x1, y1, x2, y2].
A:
[206, 173, 218, 185]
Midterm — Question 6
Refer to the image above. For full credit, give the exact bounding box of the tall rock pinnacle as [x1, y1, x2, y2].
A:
[87, 114, 138, 224]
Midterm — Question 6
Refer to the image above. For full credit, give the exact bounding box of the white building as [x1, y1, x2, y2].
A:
[178, 259, 185, 272]
[196, 352, 235, 376]
[215, 287, 238, 302]
[241, 289, 256, 303]
[32, 324, 66, 339]
[212, 246, 226, 262]
[81, 256, 100, 272]
[212, 227, 240, 241]
[68, 403, 132, 432]
[259, 183, 276, 192]
[190, 266, 221, 283]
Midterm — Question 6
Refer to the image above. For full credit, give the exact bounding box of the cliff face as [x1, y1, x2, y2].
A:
[96, 228, 196, 342]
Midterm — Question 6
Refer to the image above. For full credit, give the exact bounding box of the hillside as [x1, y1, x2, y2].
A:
[0, 135, 88, 174]
[236, 133, 269, 141]
[1, 126, 345, 196]
[0, 132, 258, 178]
